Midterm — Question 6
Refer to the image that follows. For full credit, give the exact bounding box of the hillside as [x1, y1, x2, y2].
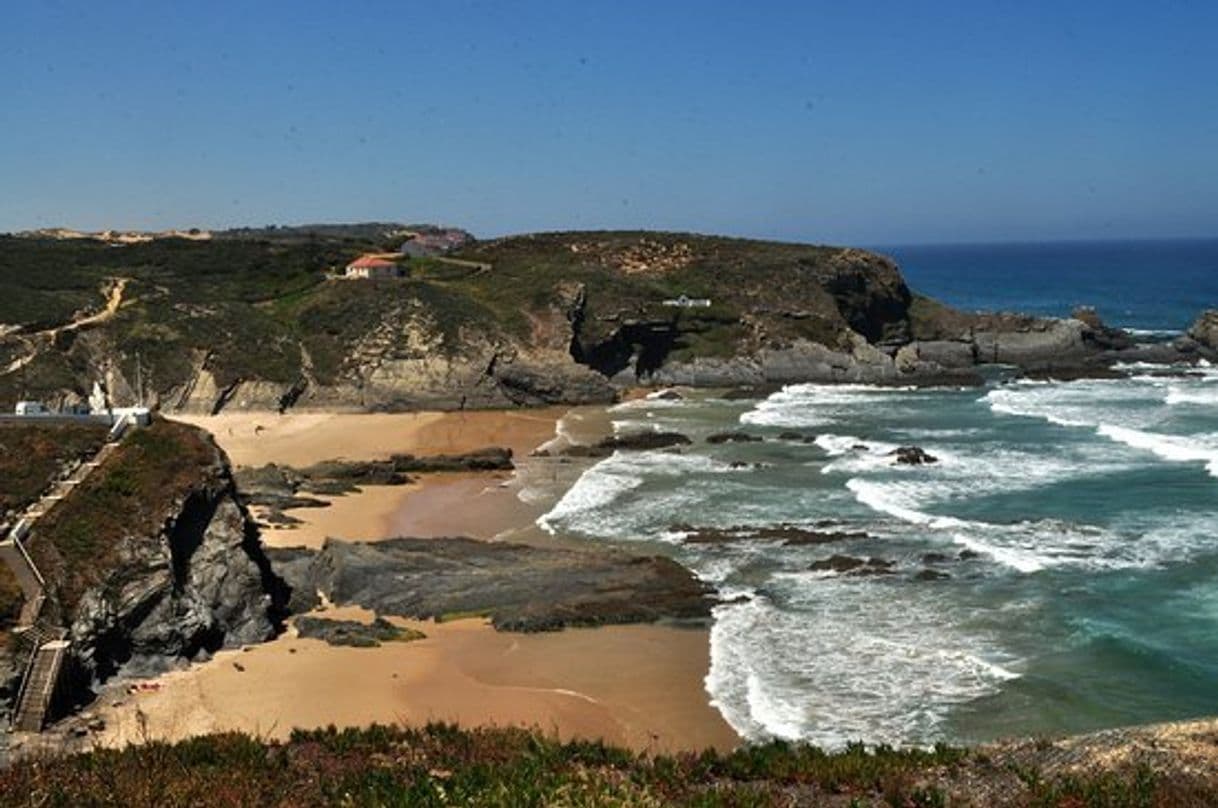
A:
[0, 421, 108, 639]
[0, 229, 1207, 414]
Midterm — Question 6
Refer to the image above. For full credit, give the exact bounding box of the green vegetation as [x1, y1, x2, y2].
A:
[28, 419, 216, 611]
[0, 421, 106, 513]
[0, 561, 23, 636]
[0, 723, 1192, 806]
[0, 229, 908, 406]
[0, 235, 365, 403]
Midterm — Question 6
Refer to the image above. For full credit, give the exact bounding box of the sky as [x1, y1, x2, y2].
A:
[2, 1, 1216, 245]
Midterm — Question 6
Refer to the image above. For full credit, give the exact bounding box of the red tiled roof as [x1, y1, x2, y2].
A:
[348, 255, 397, 268]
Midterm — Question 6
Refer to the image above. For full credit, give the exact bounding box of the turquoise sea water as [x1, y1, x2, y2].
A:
[537, 239, 1218, 747]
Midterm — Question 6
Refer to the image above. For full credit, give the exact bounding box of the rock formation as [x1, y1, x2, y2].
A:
[21, 422, 286, 702]
[2, 229, 1214, 413]
[269, 537, 716, 632]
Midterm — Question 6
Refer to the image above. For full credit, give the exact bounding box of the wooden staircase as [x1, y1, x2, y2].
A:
[11, 630, 69, 732]
[1, 428, 133, 732]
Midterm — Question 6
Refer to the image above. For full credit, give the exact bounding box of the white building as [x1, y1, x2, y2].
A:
[14, 401, 52, 416]
[345, 255, 401, 279]
[12, 381, 150, 427]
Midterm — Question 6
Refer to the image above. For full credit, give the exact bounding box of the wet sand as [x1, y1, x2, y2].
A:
[385, 471, 540, 540]
[146, 408, 739, 752]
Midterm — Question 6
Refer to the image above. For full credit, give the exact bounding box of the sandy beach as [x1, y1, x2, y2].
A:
[173, 408, 568, 547]
[173, 408, 569, 468]
[133, 408, 739, 753]
[96, 610, 736, 754]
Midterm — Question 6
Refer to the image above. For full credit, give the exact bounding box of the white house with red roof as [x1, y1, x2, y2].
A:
[344, 254, 401, 279]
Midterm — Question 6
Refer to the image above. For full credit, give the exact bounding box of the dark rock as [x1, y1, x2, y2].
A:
[259, 509, 303, 527]
[545, 432, 693, 458]
[706, 431, 763, 445]
[810, 554, 895, 575]
[921, 552, 952, 564]
[294, 615, 425, 648]
[653, 389, 684, 400]
[67, 428, 287, 689]
[1188, 310, 1218, 351]
[1072, 306, 1134, 351]
[781, 528, 869, 546]
[728, 461, 749, 469]
[274, 537, 715, 632]
[810, 554, 867, 573]
[264, 547, 323, 615]
[915, 569, 950, 581]
[387, 448, 514, 473]
[1020, 365, 1128, 382]
[852, 444, 870, 452]
[599, 431, 692, 452]
[777, 431, 815, 442]
[958, 549, 981, 561]
[236, 449, 513, 505]
[891, 446, 938, 465]
[673, 523, 868, 546]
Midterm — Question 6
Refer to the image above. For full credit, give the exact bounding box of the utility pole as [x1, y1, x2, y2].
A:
[135, 352, 144, 408]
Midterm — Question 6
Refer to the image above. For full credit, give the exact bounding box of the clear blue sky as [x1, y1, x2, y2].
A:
[2, 1, 1216, 244]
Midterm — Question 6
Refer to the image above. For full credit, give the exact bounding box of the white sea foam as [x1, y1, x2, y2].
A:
[536, 455, 644, 534]
[609, 395, 684, 412]
[1096, 424, 1218, 478]
[844, 477, 1185, 573]
[549, 374, 1218, 747]
[536, 448, 753, 536]
[984, 386, 1093, 427]
[706, 592, 1020, 747]
[1165, 384, 1218, 407]
[740, 383, 919, 428]
[846, 479, 969, 530]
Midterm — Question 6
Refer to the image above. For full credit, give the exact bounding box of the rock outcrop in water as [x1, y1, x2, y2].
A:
[2, 229, 1213, 412]
[1187, 310, 1218, 351]
[890, 446, 938, 465]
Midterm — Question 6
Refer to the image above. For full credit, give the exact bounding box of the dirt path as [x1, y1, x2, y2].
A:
[1, 278, 129, 376]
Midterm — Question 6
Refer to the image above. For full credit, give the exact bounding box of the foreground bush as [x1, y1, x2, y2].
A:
[0, 722, 1199, 807]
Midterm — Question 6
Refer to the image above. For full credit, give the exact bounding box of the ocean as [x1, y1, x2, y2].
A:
[535, 238, 1218, 748]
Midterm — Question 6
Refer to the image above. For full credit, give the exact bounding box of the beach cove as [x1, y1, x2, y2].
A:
[93, 407, 738, 754]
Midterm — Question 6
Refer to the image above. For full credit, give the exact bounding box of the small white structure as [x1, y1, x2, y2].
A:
[345, 255, 401, 279]
[662, 295, 712, 308]
[14, 401, 53, 417]
[11, 381, 150, 428]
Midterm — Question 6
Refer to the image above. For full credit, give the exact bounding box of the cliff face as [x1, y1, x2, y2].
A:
[0, 230, 1211, 413]
[67, 481, 282, 683]
[25, 422, 284, 692]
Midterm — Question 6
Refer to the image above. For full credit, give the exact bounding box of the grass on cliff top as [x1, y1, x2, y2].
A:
[0, 229, 900, 404]
[28, 418, 216, 613]
[0, 421, 107, 514]
[0, 723, 1187, 807]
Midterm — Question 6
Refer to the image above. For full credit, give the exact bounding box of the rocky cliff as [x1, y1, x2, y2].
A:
[1, 229, 1212, 413]
[22, 421, 284, 702]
